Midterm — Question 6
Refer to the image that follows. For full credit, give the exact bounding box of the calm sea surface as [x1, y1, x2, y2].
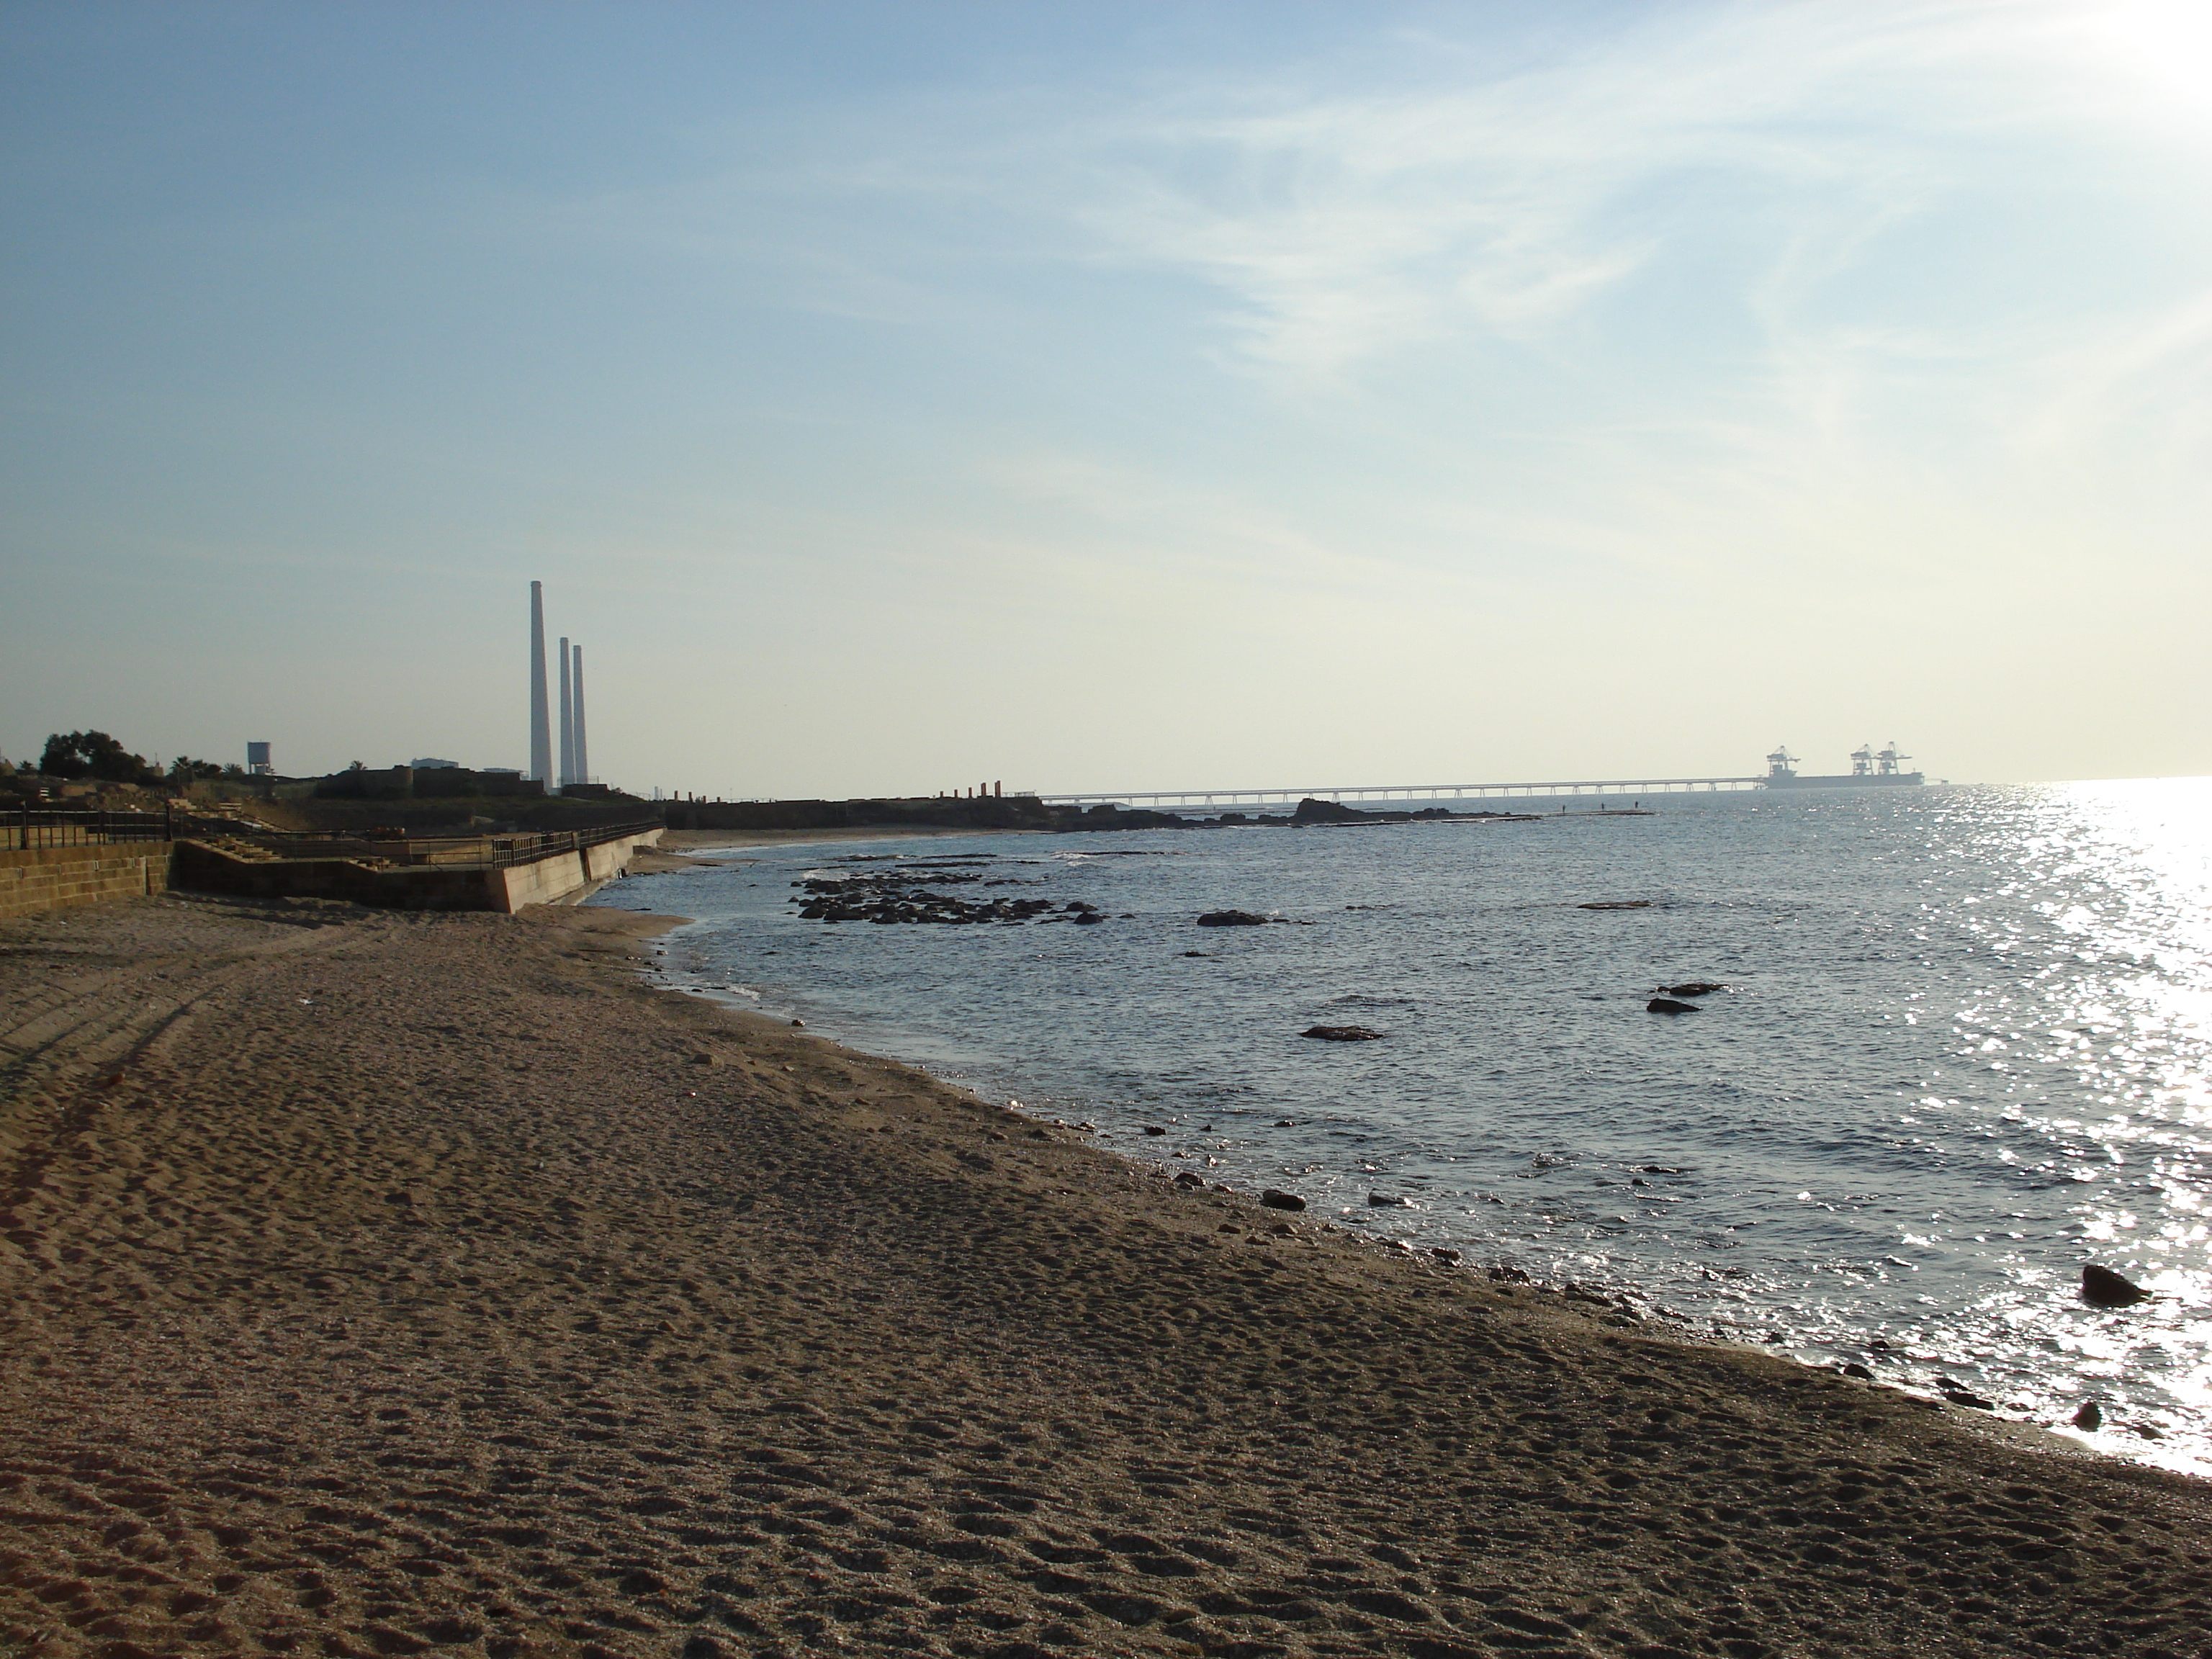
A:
[588, 782, 2212, 1473]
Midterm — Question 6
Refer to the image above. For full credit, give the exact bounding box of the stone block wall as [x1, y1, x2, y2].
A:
[0, 845, 171, 919]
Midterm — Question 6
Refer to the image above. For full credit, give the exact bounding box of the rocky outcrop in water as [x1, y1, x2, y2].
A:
[791, 869, 1084, 927]
[2082, 1265, 2149, 1308]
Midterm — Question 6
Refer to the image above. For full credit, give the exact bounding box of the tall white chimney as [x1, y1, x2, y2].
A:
[557, 635, 574, 788]
[528, 582, 552, 784]
[571, 644, 590, 786]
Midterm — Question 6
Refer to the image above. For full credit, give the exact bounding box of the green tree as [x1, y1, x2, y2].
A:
[168, 756, 225, 783]
[40, 731, 159, 783]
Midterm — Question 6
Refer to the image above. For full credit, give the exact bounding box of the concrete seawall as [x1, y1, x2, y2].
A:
[172, 827, 662, 913]
[0, 844, 172, 920]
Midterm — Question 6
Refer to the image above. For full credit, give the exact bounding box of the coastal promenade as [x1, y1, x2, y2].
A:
[1, 893, 2207, 1657]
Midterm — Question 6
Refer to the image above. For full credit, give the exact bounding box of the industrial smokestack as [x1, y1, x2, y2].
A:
[557, 635, 574, 788]
[571, 644, 590, 786]
[528, 582, 552, 784]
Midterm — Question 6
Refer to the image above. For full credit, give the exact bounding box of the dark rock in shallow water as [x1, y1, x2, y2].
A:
[1368, 1192, 1413, 1208]
[1645, 998, 1701, 1015]
[2073, 1401, 2103, 1430]
[1172, 1172, 1204, 1187]
[1659, 981, 1727, 997]
[1141, 1125, 1166, 1136]
[1196, 909, 1269, 927]
[1578, 899, 1651, 910]
[1073, 912, 1105, 925]
[1260, 1189, 1306, 1211]
[1942, 1385, 1996, 1410]
[1302, 1025, 1384, 1041]
[2081, 1264, 2149, 1307]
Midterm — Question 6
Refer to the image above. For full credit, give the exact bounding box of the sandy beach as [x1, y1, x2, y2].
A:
[3, 892, 2208, 1659]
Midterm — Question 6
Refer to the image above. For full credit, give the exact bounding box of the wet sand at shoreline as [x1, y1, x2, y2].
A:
[3, 894, 2208, 1658]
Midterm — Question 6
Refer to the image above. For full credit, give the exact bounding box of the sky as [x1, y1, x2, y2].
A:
[2, 0, 2208, 796]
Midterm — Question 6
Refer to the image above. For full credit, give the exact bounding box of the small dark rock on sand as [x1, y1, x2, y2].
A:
[1646, 999, 1701, 1015]
[1303, 1025, 1384, 1041]
[1197, 910, 1269, 927]
[1173, 1172, 1204, 1187]
[1942, 1386, 1996, 1411]
[1659, 981, 1727, 997]
[1840, 1363, 1875, 1380]
[2081, 1264, 2149, 1307]
[1260, 1190, 1306, 1212]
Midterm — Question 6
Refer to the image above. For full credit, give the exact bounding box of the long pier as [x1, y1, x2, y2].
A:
[1038, 775, 1766, 809]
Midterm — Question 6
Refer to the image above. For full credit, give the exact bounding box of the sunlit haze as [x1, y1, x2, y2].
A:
[4, 1, 2207, 796]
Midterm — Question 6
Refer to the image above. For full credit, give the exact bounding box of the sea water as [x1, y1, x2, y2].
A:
[590, 782, 2212, 1472]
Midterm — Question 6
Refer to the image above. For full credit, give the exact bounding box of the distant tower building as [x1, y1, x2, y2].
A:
[528, 583, 553, 784]
[557, 635, 575, 788]
[246, 741, 273, 776]
[570, 644, 590, 786]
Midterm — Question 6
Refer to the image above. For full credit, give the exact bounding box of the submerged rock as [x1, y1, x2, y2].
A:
[1197, 909, 1269, 927]
[1302, 1025, 1384, 1041]
[1368, 1192, 1413, 1208]
[2081, 1264, 2149, 1307]
[1578, 899, 1652, 910]
[1645, 999, 1701, 1015]
[1659, 981, 1728, 997]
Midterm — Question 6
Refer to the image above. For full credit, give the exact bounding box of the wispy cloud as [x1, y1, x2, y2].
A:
[1051, 3, 2054, 376]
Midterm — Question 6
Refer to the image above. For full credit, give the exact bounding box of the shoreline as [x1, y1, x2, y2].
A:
[3, 893, 2208, 1657]
[619, 892, 2183, 1478]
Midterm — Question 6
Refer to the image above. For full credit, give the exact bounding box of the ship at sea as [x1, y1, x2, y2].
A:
[1762, 742, 1924, 788]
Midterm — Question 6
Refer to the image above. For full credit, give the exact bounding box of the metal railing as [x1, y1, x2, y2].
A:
[4, 804, 179, 850]
[5, 804, 662, 868]
[195, 817, 662, 870]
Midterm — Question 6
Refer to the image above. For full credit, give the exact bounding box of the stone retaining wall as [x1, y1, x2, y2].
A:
[0, 844, 171, 920]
